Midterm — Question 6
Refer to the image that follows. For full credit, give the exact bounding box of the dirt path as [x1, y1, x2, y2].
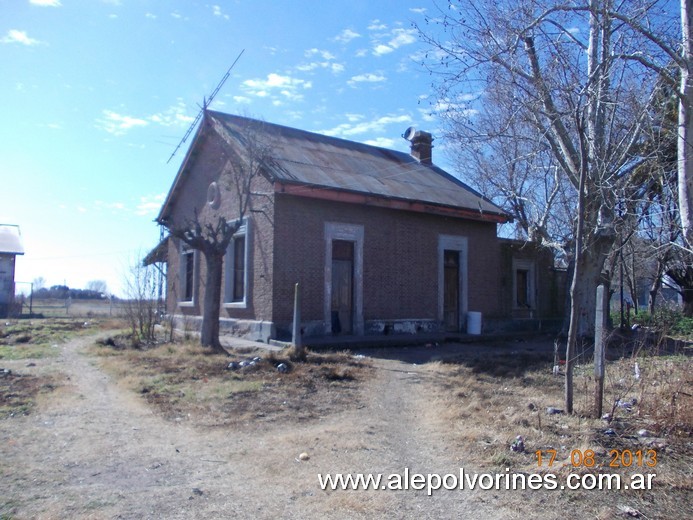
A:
[1, 333, 501, 519]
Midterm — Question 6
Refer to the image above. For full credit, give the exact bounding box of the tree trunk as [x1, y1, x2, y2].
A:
[200, 250, 226, 353]
[648, 271, 662, 315]
[683, 287, 693, 317]
[680, 0, 693, 247]
[569, 231, 614, 338]
[649, 284, 661, 316]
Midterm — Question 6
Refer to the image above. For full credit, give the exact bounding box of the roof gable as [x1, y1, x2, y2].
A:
[159, 111, 510, 223]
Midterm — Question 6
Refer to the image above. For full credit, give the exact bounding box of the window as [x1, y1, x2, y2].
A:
[225, 219, 250, 307]
[232, 235, 245, 302]
[512, 260, 535, 310]
[179, 244, 196, 303]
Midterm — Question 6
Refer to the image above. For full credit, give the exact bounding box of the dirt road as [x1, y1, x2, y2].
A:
[1, 332, 520, 519]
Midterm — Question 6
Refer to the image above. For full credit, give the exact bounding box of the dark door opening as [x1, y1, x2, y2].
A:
[443, 249, 460, 331]
[331, 240, 354, 334]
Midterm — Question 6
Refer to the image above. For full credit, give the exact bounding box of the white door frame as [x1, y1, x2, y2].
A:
[324, 222, 364, 335]
[438, 235, 468, 330]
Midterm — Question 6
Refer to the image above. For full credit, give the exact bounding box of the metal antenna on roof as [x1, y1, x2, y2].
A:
[166, 49, 245, 164]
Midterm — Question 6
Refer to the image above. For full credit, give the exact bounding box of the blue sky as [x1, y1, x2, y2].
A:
[1, 0, 452, 296]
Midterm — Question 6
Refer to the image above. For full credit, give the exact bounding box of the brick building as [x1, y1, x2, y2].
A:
[155, 111, 560, 342]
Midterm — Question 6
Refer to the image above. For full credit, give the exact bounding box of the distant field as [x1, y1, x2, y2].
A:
[15, 298, 127, 318]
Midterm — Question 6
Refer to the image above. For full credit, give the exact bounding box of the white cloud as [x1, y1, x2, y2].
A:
[364, 137, 396, 148]
[212, 5, 229, 19]
[1, 29, 41, 46]
[372, 44, 393, 56]
[135, 194, 165, 217]
[321, 114, 412, 138]
[409, 7, 427, 14]
[417, 108, 436, 123]
[242, 73, 312, 102]
[348, 72, 386, 86]
[305, 48, 335, 60]
[345, 113, 364, 122]
[171, 11, 182, 19]
[147, 100, 195, 127]
[97, 110, 148, 136]
[334, 28, 361, 43]
[297, 49, 344, 75]
[388, 28, 417, 48]
[30, 0, 61, 6]
[372, 28, 418, 56]
[368, 20, 387, 31]
[233, 96, 251, 104]
[145, 12, 156, 19]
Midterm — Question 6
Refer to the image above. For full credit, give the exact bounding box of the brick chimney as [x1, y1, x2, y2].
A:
[403, 127, 433, 165]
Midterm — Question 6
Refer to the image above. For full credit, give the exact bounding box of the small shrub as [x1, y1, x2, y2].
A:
[633, 309, 693, 338]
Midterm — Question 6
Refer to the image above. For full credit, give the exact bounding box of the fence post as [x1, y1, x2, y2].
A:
[594, 284, 607, 418]
[292, 283, 303, 355]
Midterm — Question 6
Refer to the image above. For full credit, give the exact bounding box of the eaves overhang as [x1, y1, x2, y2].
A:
[274, 181, 512, 224]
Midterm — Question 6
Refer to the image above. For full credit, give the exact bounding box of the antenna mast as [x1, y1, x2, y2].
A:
[167, 49, 245, 164]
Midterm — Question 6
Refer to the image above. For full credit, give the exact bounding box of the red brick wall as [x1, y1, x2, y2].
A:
[163, 124, 504, 335]
[164, 126, 275, 322]
[271, 194, 502, 327]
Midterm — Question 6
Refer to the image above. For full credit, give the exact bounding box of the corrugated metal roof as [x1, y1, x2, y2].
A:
[208, 111, 508, 219]
[0, 225, 24, 255]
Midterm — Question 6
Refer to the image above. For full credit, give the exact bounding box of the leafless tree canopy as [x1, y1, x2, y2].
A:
[416, 0, 682, 411]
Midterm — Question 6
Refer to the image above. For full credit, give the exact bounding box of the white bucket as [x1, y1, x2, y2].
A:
[467, 311, 482, 335]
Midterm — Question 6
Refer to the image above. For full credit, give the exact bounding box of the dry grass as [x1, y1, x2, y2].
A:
[90, 339, 373, 427]
[0, 371, 61, 418]
[426, 340, 692, 519]
[0, 318, 125, 360]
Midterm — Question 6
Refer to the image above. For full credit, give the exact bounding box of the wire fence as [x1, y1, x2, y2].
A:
[9, 296, 127, 319]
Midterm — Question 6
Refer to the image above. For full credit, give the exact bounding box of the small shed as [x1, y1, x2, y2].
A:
[0, 225, 25, 318]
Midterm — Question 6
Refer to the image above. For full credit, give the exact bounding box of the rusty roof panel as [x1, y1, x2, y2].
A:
[208, 111, 508, 219]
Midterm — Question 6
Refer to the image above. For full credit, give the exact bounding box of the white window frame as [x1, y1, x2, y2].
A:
[178, 242, 197, 307]
[224, 218, 250, 309]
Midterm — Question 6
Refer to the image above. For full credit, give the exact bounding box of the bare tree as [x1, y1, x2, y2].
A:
[86, 280, 108, 295]
[628, 72, 693, 316]
[678, 0, 693, 247]
[159, 113, 273, 352]
[32, 277, 46, 292]
[123, 256, 159, 345]
[417, 0, 679, 412]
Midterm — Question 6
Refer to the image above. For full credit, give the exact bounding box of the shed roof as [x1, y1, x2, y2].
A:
[159, 111, 510, 223]
[143, 236, 168, 266]
[0, 225, 24, 255]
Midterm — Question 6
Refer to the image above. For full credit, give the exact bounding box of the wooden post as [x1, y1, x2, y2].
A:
[292, 283, 303, 354]
[594, 284, 607, 418]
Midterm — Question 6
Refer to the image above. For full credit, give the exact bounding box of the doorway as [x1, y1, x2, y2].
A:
[331, 240, 354, 334]
[443, 249, 460, 331]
